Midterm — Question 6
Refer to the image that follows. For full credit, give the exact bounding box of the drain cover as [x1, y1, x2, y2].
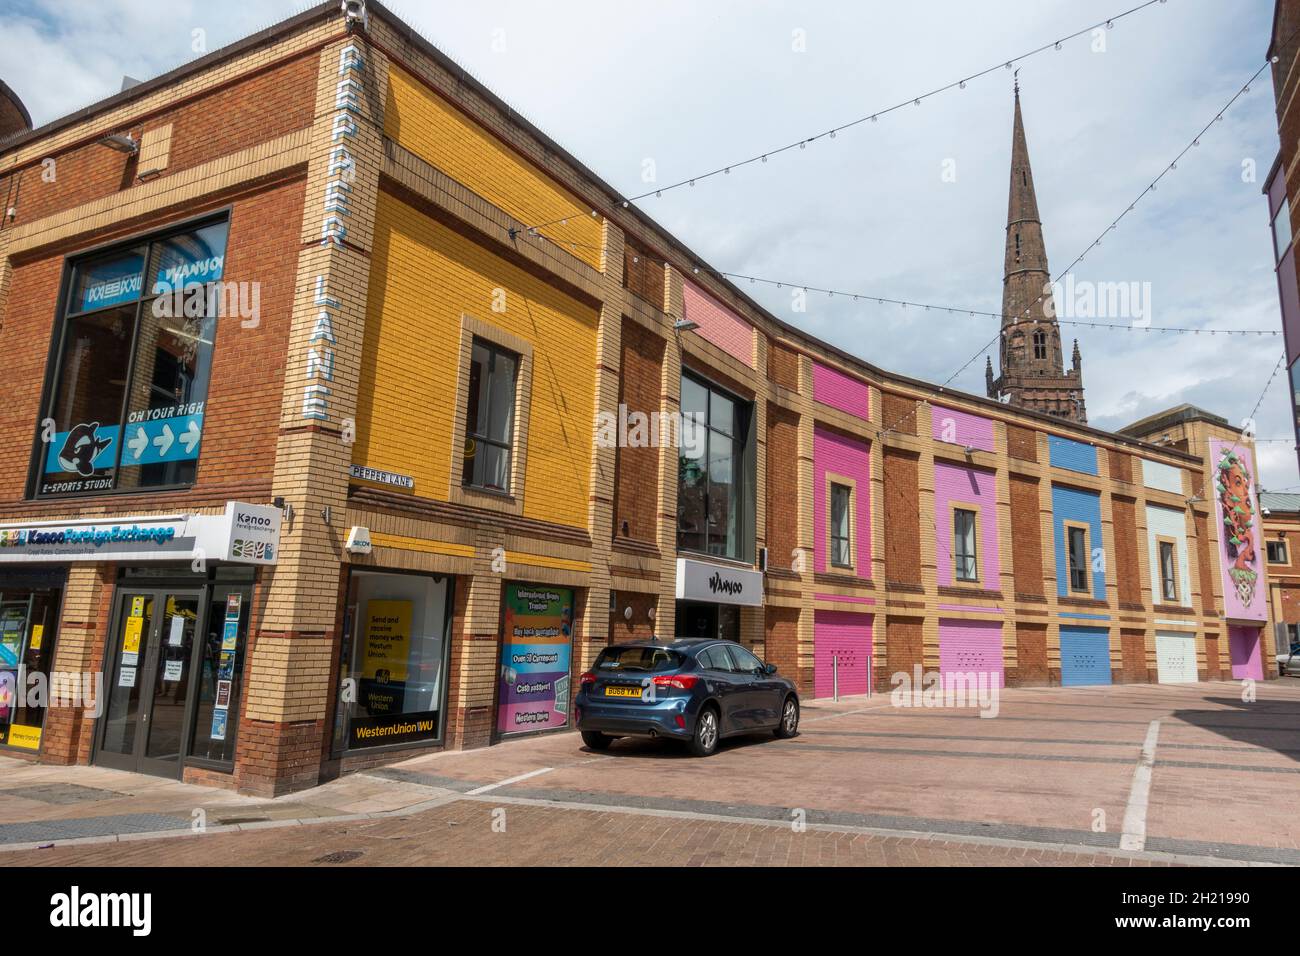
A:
[312, 849, 364, 864]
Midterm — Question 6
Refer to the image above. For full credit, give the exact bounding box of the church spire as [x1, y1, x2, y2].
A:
[987, 80, 1087, 423]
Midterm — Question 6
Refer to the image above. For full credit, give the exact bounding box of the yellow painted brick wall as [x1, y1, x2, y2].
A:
[356, 190, 597, 529]
[385, 63, 601, 269]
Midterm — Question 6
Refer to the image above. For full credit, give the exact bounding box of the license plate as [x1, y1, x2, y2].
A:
[604, 686, 642, 698]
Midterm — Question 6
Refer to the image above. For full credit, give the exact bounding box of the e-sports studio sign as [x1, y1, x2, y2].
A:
[0, 501, 281, 565]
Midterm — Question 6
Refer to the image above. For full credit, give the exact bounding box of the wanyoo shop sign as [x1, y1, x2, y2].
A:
[0, 501, 281, 565]
[675, 557, 763, 607]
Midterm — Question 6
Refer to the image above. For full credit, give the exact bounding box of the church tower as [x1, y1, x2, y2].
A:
[986, 81, 1087, 423]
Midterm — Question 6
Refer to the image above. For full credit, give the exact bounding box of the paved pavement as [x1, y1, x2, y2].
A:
[2, 679, 1297, 866]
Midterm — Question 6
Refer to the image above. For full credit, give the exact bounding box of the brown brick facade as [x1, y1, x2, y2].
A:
[1111, 496, 1142, 606]
[883, 448, 921, 586]
[1009, 474, 1043, 597]
[613, 317, 664, 545]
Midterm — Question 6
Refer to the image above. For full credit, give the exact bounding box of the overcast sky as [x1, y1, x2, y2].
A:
[4, 0, 1293, 488]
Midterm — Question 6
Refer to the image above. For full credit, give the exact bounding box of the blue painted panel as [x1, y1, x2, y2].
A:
[1048, 435, 1098, 475]
[1051, 485, 1106, 599]
[1060, 626, 1112, 686]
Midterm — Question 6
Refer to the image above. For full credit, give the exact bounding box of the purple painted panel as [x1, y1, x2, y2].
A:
[933, 461, 999, 587]
[812, 361, 870, 419]
[1208, 440, 1267, 621]
[931, 405, 994, 452]
[813, 609, 872, 699]
[813, 425, 871, 578]
[938, 618, 1004, 691]
[1228, 625, 1264, 680]
[682, 280, 754, 368]
[1279, 247, 1300, 366]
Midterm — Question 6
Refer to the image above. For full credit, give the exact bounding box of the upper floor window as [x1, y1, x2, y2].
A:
[678, 372, 752, 561]
[1267, 540, 1289, 564]
[36, 217, 229, 497]
[1032, 330, 1047, 360]
[461, 339, 518, 493]
[1158, 539, 1179, 602]
[954, 507, 978, 582]
[1066, 524, 1090, 593]
[1272, 197, 1293, 265]
[829, 483, 852, 568]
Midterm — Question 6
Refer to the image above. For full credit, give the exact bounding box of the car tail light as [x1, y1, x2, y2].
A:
[674, 714, 686, 729]
[579, 671, 596, 686]
[652, 673, 698, 691]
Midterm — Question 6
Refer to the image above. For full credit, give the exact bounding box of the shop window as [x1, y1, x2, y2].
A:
[954, 507, 979, 582]
[461, 338, 519, 493]
[830, 483, 852, 568]
[0, 584, 62, 752]
[36, 218, 229, 497]
[1267, 540, 1289, 564]
[1066, 523, 1090, 593]
[678, 372, 753, 561]
[1158, 539, 1179, 602]
[333, 570, 452, 753]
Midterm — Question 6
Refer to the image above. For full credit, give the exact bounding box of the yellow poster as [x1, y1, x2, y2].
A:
[122, 616, 143, 655]
[6, 725, 41, 750]
[29, 624, 43, 651]
[361, 600, 411, 683]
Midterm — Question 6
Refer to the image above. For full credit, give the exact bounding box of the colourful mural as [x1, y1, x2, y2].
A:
[1209, 440, 1266, 621]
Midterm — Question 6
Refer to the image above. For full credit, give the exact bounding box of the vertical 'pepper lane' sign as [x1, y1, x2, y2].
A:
[302, 41, 362, 422]
[497, 585, 574, 736]
[1209, 439, 1266, 622]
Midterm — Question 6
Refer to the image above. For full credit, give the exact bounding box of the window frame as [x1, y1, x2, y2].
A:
[1064, 521, 1092, 594]
[1032, 330, 1047, 360]
[1266, 539, 1289, 565]
[827, 477, 855, 570]
[30, 210, 233, 500]
[677, 369, 754, 562]
[1271, 196, 1293, 265]
[1156, 536, 1180, 603]
[460, 337, 520, 494]
[952, 504, 980, 584]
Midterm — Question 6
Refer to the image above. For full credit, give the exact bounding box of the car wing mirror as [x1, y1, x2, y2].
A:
[763, 663, 778, 675]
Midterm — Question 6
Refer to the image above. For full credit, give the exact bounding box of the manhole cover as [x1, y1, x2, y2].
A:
[0, 784, 124, 805]
[312, 849, 364, 864]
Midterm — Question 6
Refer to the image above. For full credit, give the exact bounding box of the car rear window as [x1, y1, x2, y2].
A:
[594, 645, 683, 673]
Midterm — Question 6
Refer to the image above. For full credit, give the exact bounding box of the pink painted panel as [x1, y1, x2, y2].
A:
[813, 425, 871, 578]
[931, 405, 994, 452]
[682, 280, 754, 368]
[812, 361, 870, 419]
[1208, 440, 1266, 621]
[813, 610, 872, 699]
[938, 618, 1004, 691]
[933, 461, 999, 587]
[1228, 625, 1264, 680]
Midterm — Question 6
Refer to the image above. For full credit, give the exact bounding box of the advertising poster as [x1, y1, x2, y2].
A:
[0, 606, 23, 668]
[496, 585, 573, 736]
[359, 600, 411, 716]
[0, 669, 15, 722]
[1209, 439, 1267, 622]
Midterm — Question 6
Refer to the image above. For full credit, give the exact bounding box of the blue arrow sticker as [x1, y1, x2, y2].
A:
[120, 414, 205, 466]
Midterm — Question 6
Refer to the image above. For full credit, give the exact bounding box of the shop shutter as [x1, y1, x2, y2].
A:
[1227, 626, 1264, 680]
[813, 610, 872, 699]
[1059, 626, 1112, 686]
[1155, 631, 1198, 684]
[938, 619, 1004, 692]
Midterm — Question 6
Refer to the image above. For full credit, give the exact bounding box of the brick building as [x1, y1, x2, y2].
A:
[0, 1, 1280, 796]
[1260, 492, 1300, 651]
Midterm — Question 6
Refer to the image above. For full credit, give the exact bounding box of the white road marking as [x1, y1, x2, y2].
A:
[465, 767, 554, 795]
[1119, 719, 1161, 851]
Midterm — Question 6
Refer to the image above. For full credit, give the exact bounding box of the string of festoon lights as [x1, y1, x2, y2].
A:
[514, 0, 1173, 236]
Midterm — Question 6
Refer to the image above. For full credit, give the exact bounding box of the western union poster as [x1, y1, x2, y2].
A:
[360, 600, 411, 716]
[496, 585, 573, 736]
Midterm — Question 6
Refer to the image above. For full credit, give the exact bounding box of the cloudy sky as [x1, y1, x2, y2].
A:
[4, 0, 1293, 487]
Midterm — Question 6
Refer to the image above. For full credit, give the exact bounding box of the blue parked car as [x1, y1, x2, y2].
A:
[575, 638, 800, 756]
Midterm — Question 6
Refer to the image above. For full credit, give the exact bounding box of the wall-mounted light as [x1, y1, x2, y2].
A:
[647, 607, 656, 622]
[673, 319, 699, 333]
[95, 133, 138, 155]
[623, 606, 632, 620]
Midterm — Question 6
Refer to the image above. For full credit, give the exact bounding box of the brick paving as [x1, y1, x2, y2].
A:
[0, 680, 1295, 865]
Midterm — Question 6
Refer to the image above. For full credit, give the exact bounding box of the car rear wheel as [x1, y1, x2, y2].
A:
[688, 706, 720, 757]
[581, 731, 612, 751]
[774, 695, 799, 738]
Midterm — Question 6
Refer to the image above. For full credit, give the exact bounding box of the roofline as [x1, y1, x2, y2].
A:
[0, 2, 336, 154]
[0, 0, 1207, 468]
